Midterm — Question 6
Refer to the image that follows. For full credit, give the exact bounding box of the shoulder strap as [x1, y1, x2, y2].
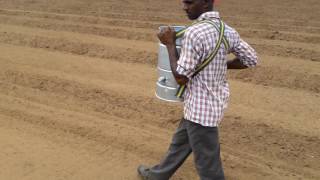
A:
[201, 20, 230, 50]
[176, 20, 229, 50]
[176, 20, 226, 98]
[192, 20, 226, 76]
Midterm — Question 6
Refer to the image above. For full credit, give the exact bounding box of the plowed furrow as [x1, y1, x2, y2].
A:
[0, 35, 318, 94]
[237, 29, 320, 44]
[0, 78, 177, 135]
[1, 46, 318, 128]
[221, 116, 320, 179]
[0, 12, 167, 29]
[252, 43, 320, 62]
[229, 21, 320, 35]
[0, 8, 183, 25]
[1, 28, 319, 65]
[2, 8, 320, 29]
[222, 16, 320, 28]
[0, 1, 319, 27]
[0, 8, 184, 23]
[0, 101, 166, 160]
[228, 66, 320, 93]
[0, 32, 157, 65]
[0, 70, 182, 126]
[0, 15, 156, 41]
[1, 13, 320, 45]
[0, 115, 178, 180]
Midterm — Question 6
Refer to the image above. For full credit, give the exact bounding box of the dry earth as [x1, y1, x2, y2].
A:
[0, 0, 319, 179]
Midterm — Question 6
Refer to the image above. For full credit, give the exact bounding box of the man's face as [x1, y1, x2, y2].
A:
[182, 0, 206, 20]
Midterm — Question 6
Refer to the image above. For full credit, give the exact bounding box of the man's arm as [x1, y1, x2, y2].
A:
[229, 36, 258, 69]
[166, 44, 189, 85]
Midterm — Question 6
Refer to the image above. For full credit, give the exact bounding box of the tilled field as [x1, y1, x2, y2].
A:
[0, 0, 319, 179]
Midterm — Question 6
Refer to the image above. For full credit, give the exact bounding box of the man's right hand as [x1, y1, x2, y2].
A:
[157, 26, 176, 46]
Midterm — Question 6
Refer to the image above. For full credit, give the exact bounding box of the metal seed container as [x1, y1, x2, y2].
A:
[155, 26, 185, 102]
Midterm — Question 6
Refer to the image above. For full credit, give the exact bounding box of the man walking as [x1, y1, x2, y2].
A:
[138, 0, 258, 179]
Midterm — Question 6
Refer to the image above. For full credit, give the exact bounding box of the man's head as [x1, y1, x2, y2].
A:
[182, 0, 214, 20]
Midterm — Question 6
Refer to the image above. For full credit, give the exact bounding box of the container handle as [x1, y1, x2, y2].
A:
[158, 76, 166, 83]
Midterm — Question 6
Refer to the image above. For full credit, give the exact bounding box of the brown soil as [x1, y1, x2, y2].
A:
[0, 0, 319, 179]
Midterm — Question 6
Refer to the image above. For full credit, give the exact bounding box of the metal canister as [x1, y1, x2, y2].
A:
[155, 26, 185, 102]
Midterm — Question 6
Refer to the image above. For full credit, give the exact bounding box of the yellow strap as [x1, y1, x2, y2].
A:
[175, 20, 229, 50]
[200, 20, 230, 50]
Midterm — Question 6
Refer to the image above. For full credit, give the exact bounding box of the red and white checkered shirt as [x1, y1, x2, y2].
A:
[176, 11, 258, 127]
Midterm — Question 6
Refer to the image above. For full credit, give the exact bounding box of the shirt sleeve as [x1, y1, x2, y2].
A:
[231, 32, 258, 67]
[176, 29, 204, 79]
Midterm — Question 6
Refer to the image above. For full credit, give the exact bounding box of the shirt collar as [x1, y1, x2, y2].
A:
[197, 11, 220, 21]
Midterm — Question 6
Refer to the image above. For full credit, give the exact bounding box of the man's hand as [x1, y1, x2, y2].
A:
[157, 26, 176, 46]
[227, 58, 248, 69]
